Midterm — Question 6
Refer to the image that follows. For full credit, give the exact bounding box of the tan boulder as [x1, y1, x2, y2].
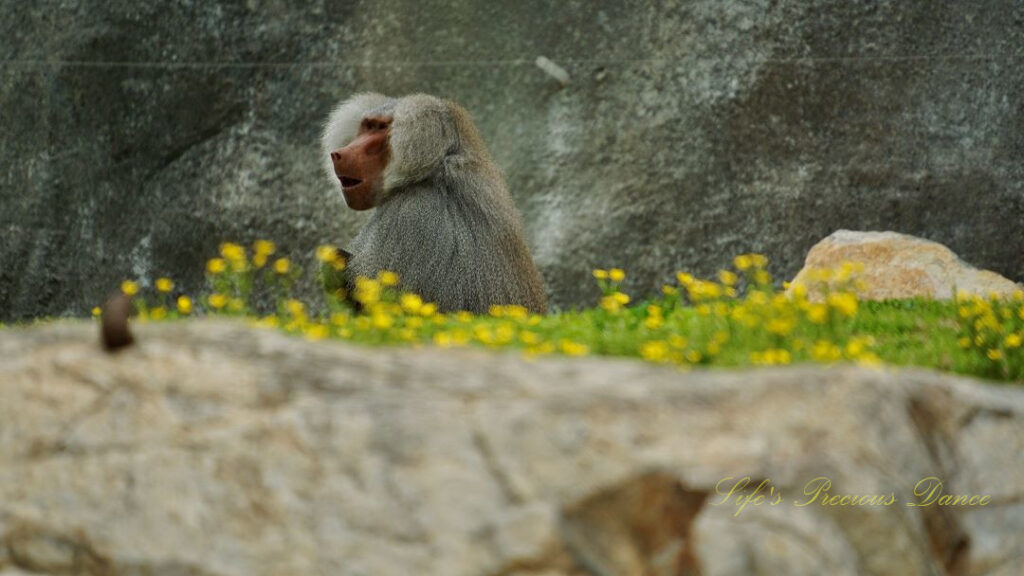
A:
[789, 230, 1022, 300]
[0, 320, 1021, 575]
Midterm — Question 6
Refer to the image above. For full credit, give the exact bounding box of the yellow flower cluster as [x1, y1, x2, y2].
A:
[956, 290, 1023, 376]
[632, 256, 879, 368]
[593, 268, 626, 282]
[207, 240, 291, 278]
[253, 240, 276, 268]
[593, 268, 630, 314]
[109, 242, 1017, 377]
[600, 291, 630, 313]
[117, 276, 193, 320]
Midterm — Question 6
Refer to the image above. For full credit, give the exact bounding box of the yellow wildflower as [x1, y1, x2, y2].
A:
[503, 305, 528, 319]
[788, 282, 807, 301]
[560, 340, 589, 356]
[609, 268, 625, 282]
[856, 353, 883, 367]
[767, 318, 795, 336]
[748, 291, 769, 306]
[250, 316, 278, 329]
[593, 269, 609, 280]
[752, 269, 772, 286]
[91, 306, 101, 317]
[845, 339, 866, 358]
[1005, 334, 1022, 348]
[474, 325, 495, 344]
[372, 311, 393, 329]
[640, 340, 669, 362]
[401, 293, 424, 315]
[354, 277, 381, 305]
[316, 244, 339, 263]
[273, 258, 291, 274]
[718, 270, 738, 286]
[150, 307, 167, 320]
[285, 299, 306, 318]
[598, 294, 621, 313]
[155, 277, 173, 293]
[253, 239, 276, 256]
[379, 271, 399, 286]
[734, 254, 752, 271]
[520, 331, 541, 345]
[219, 242, 245, 262]
[752, 348, 791, 365]
[827, 292, 858, 317]
[669, 335, 688, 348]
[773, 349, 793, 365]
[811, 340, 842, 362]
[495, 323, 516, 344]
[208, 293, 228, 309]
[176, 296, 193, 315]
[986, 349, 1003, 361]
[120, 280, 140, 296]
[806, 303, 828, 324]
[305, 325, 329, 341]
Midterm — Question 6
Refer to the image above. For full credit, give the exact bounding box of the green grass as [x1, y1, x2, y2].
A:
[75, 241, 1024, 384]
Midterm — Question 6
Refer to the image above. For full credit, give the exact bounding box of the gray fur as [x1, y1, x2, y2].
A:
[322, 93, 548, 314]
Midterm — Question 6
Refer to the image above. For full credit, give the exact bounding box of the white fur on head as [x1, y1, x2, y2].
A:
[320, 92, 392, 184]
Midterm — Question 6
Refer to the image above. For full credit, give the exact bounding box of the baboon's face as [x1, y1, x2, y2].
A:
[329, 115, 392, 210]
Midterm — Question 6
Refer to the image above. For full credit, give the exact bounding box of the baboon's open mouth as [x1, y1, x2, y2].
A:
[339, 176, 362, 188]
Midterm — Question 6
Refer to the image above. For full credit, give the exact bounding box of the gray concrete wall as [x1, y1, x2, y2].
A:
[1, 1, 1021, 319]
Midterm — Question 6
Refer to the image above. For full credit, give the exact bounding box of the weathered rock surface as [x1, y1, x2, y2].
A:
[790, 230, 1024, 300]
[0, 320, 1021, 576]
[1, 2, 1022, 320]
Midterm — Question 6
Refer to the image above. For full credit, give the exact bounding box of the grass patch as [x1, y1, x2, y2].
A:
[103, 241, 1023, 383]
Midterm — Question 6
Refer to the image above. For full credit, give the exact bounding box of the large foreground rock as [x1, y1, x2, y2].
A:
[0, 320, 1021, 575]
[2, 2, 1022, 320]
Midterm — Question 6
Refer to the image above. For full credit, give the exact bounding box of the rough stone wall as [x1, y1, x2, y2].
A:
[1, 1, 1021, 319]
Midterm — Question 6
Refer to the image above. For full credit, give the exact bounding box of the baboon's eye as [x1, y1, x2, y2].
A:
[361, 115, 393, 133]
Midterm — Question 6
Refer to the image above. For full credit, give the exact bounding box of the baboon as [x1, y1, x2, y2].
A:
[322, 93, 548, 314]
